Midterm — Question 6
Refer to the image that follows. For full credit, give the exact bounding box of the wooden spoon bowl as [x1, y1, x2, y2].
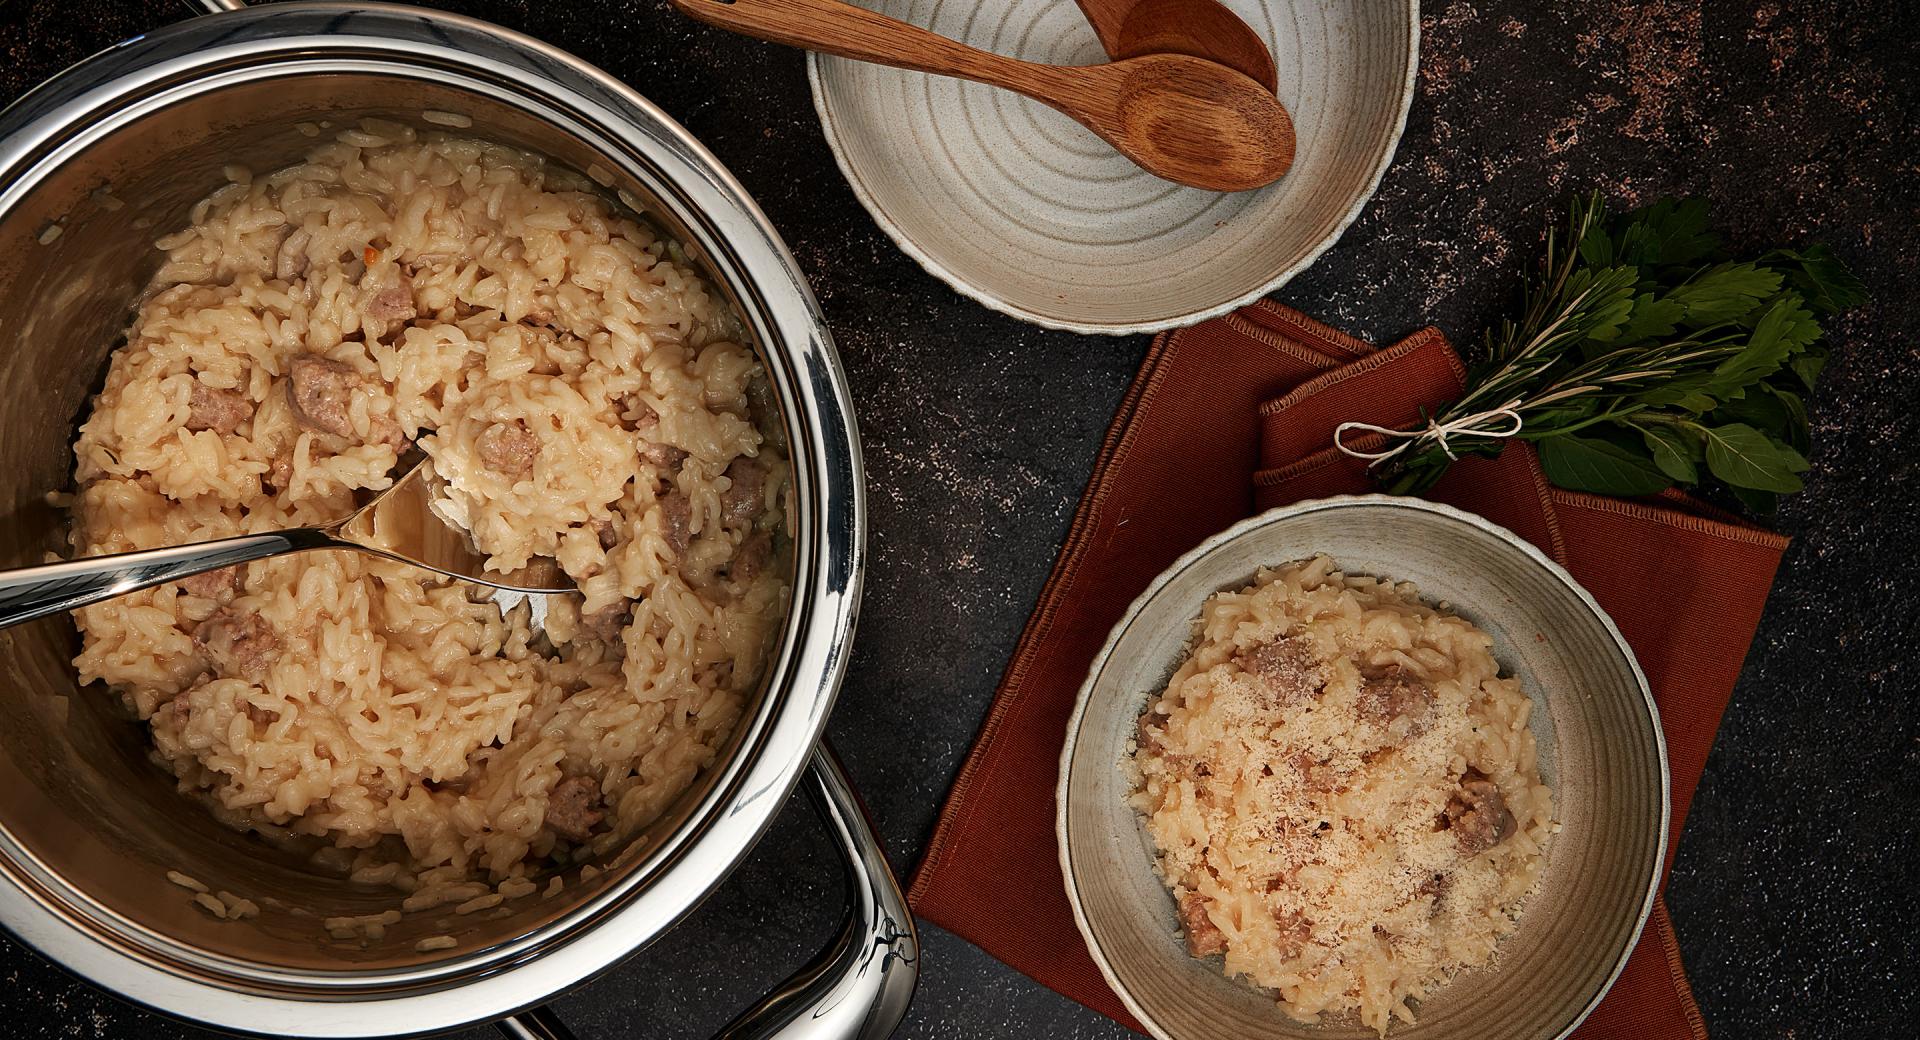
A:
[1094, 54, 1293, 191]
[1075, 0, 1279, 93]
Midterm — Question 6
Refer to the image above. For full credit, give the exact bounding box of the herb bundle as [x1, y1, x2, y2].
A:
[1360, 193, 1864, 513]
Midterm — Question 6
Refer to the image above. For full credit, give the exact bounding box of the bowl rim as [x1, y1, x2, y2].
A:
[804, 0, 1421, 336]
[1055, 494, 1671, 1039]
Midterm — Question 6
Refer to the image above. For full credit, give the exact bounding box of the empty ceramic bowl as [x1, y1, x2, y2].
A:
[1057, 496, 1669, 1040]
[807, 0, 1417, 334]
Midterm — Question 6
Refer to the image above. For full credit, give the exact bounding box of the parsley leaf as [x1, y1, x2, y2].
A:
[1539, 433, 1673, 496]
[1701, 424, 1808, 493]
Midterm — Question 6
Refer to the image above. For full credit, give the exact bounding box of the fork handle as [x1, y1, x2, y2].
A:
[0, 529, 338, 630]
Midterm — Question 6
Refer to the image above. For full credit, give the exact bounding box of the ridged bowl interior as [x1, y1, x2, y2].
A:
[808, 0, 1417, 333]
[1058, 497, 1668, 1040]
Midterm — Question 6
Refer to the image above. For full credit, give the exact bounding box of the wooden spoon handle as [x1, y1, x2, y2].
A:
[669, 0, 1065, 97]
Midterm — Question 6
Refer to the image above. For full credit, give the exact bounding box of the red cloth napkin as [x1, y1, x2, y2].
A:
[908, 302, 1790, 1038]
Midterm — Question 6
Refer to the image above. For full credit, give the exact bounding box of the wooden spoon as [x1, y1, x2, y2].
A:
[1075, 0, 1278, 94]
[669, 0, 1294, 192]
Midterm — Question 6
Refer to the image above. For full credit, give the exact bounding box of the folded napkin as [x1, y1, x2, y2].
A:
[908, 302, 1790, 1039]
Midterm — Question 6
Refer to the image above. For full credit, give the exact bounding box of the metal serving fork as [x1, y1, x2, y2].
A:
[0, 457, 573, 630]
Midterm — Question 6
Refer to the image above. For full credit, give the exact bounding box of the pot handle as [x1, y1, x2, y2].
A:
[497, 744, 920, 1040]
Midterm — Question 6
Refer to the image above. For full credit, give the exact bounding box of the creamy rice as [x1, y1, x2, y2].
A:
[1130, 556, 1552, 1035]
[68, 119, 788, 909]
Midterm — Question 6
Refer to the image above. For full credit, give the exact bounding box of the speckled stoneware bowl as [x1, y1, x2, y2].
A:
[807, 0, 1417, 334]
[1058, 496, 1669, 1040]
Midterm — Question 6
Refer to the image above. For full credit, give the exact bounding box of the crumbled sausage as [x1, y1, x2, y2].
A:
[1417, 872, 1451, 912]
[185, 384, 252, 434]
[1135, 711, 1169, 755]
[166, 690, 192, 725]
[581, 602, 630, 643]
[1442, 768, 1517, 855]
[721, 457, 766, 525]
[1357, 666, 1437, 741]
[244, 702, 279, 727]
[264, 450, 294, 495]
[729, 531, 773, 584]
[1234, 635, 1324, 707]
[657, 490, 692, 555]
[1290, 750, 1342, 793]
[286, 356, 358, 438]
[178, 565, 243, 601]
[1178, 892, 1227, 958]
[369, 416, 413, 453]
[620, 397, 660, 432]
[476, 420, 539, 477]
[546, 775, 605, 843]
[591, 516, 619, 549]
[194, 608, 281, 680]
[1272, 910, 1312, 960]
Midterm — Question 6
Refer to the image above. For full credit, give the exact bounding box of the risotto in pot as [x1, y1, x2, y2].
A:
[66, 120, 788, 917]
[1130, 556, 1553, 1035]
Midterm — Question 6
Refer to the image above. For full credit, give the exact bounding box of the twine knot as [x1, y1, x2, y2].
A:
[1334, 407, 1526, 465]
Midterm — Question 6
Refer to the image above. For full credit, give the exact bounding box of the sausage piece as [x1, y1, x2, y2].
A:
[286, 355, 410, 449]
[657, 490, 692, 556]
[194, 607, 281, 680]
[476, 420, 539, 478]
[1178, 892, 1227, 958]
[179, 565, 244, 601]
[721, 458, 766, 525]
[1442, 768, 1518, 855]
[640, 441, 688, 471]
[546, 775, 605, 843]
[1234, 635, 1324, 708]
[1290, 750, 1343, 793]
[729, 531, 773, 584]
[1357, 666, 1437, 741]
[591, 516, 619, 550]
[581, 602, 630, 643]
[286, 356, 358, 438]
[185, 384, 253, 434]
[620, 397, 660, 433]
[362, 268, 416, 323]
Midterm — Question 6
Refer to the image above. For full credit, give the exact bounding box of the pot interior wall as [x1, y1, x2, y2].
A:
[0, 72, 773, 975]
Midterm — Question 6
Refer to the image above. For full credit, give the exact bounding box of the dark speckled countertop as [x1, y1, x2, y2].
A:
[0, 1, 1915, 1037]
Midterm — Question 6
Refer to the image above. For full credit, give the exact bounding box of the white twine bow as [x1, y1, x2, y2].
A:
[1334, 407, 1527, 465]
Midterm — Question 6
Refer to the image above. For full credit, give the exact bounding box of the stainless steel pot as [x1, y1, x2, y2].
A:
[0, 3, 915, 1037]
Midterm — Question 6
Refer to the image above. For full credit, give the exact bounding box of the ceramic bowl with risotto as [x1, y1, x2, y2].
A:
[1057, 496, 1669, 1040]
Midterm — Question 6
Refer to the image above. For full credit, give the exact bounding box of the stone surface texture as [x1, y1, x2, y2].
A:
[0, 1, 1913, 1037]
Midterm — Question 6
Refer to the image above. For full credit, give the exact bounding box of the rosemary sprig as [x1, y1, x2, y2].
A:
[1371, 193, 1864, 513]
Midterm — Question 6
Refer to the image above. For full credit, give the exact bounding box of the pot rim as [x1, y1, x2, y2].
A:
[0, 4, 864, 1035]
